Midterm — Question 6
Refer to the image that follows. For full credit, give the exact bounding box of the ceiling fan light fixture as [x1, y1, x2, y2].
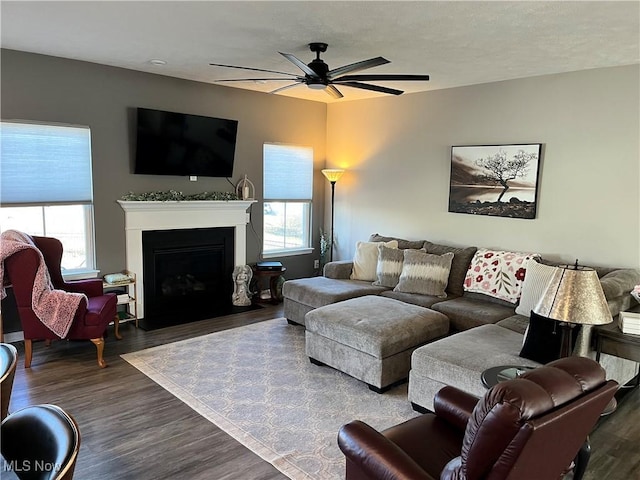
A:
[210, 42, 429, 99]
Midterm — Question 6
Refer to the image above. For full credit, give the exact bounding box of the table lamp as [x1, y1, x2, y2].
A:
[533, 261, 612, 357]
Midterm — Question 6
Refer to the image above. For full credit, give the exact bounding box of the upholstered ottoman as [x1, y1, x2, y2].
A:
[305, 295, 449, 392]
[283, 276, 389, 326]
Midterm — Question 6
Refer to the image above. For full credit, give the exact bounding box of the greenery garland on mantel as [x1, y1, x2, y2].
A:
[121, 190, 239, 202]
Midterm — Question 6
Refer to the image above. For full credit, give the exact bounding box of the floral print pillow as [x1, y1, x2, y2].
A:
[464, 249, 540, 304]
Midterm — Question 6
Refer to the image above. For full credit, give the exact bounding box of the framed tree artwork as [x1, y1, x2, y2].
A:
[448, 144, 543, 219]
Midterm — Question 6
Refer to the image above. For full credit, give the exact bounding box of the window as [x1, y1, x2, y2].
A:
[0, 121, 96, 276]
[263, 143, 313, 256]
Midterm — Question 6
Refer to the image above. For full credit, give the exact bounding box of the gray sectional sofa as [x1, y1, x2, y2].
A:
[282, 233, 640, 409]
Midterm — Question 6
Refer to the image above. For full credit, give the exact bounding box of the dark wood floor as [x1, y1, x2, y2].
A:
[5, 306, 640, 479]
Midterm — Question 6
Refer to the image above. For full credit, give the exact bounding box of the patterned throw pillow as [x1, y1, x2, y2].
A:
[515, 260, 561, 316]
[350, 240, 398, 281]
[373, 244, 405, 287]
[464, 249, 540, 304]
[423, 241, 477, 296]
[393, 250, 454, 297]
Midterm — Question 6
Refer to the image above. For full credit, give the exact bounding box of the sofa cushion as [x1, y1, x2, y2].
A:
[369, 233, 425, 250]
[496, 314, 529, 334]
[515, 260, 560, 316]
[410, 324, 541, 400]
[599, 268, 640, 300]
[464, 249, 540, 304]
[381, 290, 456, 308]
[394, 250, 454, 297]
[373, 244, 405, 288]
[422, 241, 477, 297]
[282, 276, 389, 308]
[431, 296, 516, 331]
[350, 240, 398, 281]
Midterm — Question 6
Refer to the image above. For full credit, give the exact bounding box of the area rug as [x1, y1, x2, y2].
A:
[121, 319, 420, 479]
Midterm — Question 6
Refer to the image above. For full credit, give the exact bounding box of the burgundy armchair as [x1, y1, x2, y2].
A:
[3, 235, 121, 368]
[338, 356, 618, 480]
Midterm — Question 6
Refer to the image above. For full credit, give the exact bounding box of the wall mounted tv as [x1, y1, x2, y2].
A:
[134, 108, 238, 177]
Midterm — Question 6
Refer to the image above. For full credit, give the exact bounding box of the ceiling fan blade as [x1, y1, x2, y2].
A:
[278, 52, 319, 78]
[209, 63, 295, 76]
[334, 74, 430, 82]
[325, 85, 344, 99]
[327, 57, 390, 78]
[269, 82, 303, 94]
[335, 81, 404, 95]
[214, 77, 301, 83]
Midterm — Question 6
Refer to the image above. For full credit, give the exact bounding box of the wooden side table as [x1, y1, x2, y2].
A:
[251, 267, 286, 304]
[594, 306, 640, 388]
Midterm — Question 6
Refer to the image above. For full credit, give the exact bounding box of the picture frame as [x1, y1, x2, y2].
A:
[448, 143, 542, 219]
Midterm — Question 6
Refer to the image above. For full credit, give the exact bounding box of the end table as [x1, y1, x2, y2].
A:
[251, 266, 286, 304]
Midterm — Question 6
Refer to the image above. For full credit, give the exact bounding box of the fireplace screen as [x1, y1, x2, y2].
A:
[142, 227, 234, 324]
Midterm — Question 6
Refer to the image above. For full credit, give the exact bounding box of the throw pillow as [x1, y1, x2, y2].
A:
[373, 244, 405, 288]
[464, 249, 540, 304]
[423, 241, 477, 296]
[350, 240, 398, 281]
[393, 250, 454, 298]
[519, 311, 581, 364]
[515, 260, 561, 316]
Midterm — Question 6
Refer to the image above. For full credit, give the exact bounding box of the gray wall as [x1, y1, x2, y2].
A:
[4, 49, 638, 277]
[326, 65, 640, 269]
[1, 49, 328, 279]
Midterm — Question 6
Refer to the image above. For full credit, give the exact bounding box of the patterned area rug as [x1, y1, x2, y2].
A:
[121, 319, 420, 479]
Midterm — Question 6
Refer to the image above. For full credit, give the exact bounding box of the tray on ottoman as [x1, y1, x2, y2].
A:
[305, 295, 449, 393]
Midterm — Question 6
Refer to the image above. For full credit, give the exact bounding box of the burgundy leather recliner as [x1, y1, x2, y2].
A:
[4, 235, 121, 368]
[338, 356, 617, 480]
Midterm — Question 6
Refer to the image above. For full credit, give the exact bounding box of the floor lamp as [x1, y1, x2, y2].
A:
[321, 169, 345, 262]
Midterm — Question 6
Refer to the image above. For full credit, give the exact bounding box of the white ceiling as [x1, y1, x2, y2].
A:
[2, 1, 639, 103]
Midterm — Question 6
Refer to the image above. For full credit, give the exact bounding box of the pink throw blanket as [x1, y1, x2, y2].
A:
[0, 230, 84, 338]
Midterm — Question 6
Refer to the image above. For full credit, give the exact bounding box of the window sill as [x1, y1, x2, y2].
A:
[262, 248, 314, 259]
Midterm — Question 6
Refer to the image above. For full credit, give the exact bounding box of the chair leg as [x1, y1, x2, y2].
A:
[90, 338, 107, 368]
[573, 438, 591, 480]
[24, 339, 33, 368]
[113, 313, 123, 340]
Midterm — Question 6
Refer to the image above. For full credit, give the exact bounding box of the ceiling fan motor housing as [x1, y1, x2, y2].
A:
[307, 59, 329, 87]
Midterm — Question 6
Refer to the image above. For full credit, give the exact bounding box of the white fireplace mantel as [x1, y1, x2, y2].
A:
[117, 199, 256, 319]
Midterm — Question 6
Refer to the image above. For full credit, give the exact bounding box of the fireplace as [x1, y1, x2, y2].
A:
[118, 199, 256, 322]
[142, 227, 234, 324]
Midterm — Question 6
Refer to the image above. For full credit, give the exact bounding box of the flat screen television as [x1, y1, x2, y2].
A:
[134, 107, 238, 177]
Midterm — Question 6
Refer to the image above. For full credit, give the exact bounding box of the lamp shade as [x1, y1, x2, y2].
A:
[322, 169, 345, 183]
[533, 265, 612, 326]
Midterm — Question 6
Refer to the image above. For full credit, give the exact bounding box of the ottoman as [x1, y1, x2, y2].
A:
[305, 295, 449, 393]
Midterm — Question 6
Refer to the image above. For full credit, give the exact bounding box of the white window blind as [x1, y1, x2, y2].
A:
[263, 144, 313, 200]
[1, 121, 93, 205]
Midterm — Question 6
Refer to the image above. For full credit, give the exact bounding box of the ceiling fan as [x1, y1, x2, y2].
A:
[209, 42, 430, 99]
